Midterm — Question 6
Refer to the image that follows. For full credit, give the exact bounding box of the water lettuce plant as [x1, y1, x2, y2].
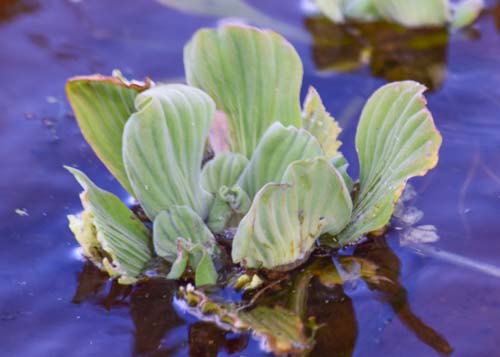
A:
[66, 24, 441, 288]
[312, 0, 484, 29]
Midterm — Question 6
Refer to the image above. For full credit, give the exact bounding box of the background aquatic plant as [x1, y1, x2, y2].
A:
[311, 0, 484, 29]
[66, 24, 441, 285]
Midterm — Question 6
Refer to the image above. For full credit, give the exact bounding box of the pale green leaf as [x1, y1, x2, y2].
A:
[237, 122, 323, 199]
[343, 0, 380, 21]
[195, 252, 218, 286]
[451, 0, 484, 30]
[66, 167, 152, 284]
[206, 195, 233, 233]
[201, 152, 248, 194]
[219, 185, 251, 214]
[232, 158, 352, 269]
[66, 74, 152, 194]
[166, 243, 189, 280]
[184, 24, 303, 158]
[153, 205, 217, 263]
[374, 0, 450, 27]
[302, 86, 342, 159]
[207, 185, 251, 233]
[338, 81, 442, 244]
[331, 153, 353, 192]
[315, 0, 346, 23]
[178, 286, 313, 355]
[123, 84, 214, 220]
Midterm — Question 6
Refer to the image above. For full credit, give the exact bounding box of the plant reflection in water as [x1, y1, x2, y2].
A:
[73, 236, 452, 356]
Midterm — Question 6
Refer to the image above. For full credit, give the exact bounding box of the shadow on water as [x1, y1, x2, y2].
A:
[73, 236, 452, 356]
[305, 17, 449, 91]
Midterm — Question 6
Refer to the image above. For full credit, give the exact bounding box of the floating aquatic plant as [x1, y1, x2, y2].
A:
[311, 0, 484, 29]
[66, 24, 441, 290]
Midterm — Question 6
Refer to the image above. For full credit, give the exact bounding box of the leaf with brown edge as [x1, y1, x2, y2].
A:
[66, 72, 152, 194]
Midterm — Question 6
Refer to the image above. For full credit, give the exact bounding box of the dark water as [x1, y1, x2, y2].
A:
[1, 1, 500, 356]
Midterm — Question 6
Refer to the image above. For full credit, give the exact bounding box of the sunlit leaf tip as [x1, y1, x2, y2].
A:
[337, 80, 442, 245]
[65, 166, 152, 284]
[184, 23, 303, 158]
[302, 86, 342, 159]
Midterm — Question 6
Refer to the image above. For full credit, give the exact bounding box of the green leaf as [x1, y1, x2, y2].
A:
[451, 0, 484, 30]
[153, 205, 217, 263]
[232, 158, 352, 269]
[66, 167, 152, 284]
[207, 185, 251, 233]
[195, 252, 218, 286]
[184, 24, 303, 158]
[314, 0, 346, 23]
[343, 0, 380, 21]
[237, 122, 323, 199]
[374, 0, 450, 28]
[201, 152, 248, 194]
[66, 73, 152, 194]
[338, 81, 442, 244]
[331, 153, 353, 192]
[166, 242, 189, 280]
[123, 84, 214, 220]
[302, 86, 342, 159]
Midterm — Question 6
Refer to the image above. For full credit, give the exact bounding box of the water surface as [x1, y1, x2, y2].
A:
[1, 1, 500, 356]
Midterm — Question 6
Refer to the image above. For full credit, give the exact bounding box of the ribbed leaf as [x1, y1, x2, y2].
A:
[232, 158, 352, 269]
[302, 86, 342, 159]
[153, 206, 217, 262]
[184, 24, 303, 158]
[66, 167, 152, 284]
[338, 81, 442, 244]
[153, 206, 218, 285]
[238, 122, 323, 199]
[66, 74, 152, 194]
[123, 84, 214, 220]
[374, 0, 450, 27]
[201, 152, 249, 194]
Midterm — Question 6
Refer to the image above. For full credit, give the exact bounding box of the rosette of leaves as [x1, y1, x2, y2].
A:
[66, 24, 441, 285]
[312, 0, 484, 29]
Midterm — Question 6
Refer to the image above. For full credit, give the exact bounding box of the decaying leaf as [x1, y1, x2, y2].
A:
[123, 84, 214, 220]
[184, 24, 303, 158]
[66, 167, 152, 284]
[177, 285, 314, 355]
[66, 72, 152, 194]
[337, 81, 442, 245]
